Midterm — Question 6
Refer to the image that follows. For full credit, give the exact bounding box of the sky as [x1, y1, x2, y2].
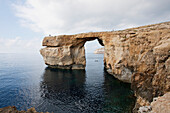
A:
[0, 0, 170, 53]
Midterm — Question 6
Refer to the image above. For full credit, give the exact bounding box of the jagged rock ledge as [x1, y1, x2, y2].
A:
[40, 21, 170, 111]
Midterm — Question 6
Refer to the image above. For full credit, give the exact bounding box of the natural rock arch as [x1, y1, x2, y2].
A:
[40, 22, 170, 112]
[40, 34, 104, 70]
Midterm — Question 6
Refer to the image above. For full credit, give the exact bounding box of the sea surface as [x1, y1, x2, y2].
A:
[0, 53, 135, 113]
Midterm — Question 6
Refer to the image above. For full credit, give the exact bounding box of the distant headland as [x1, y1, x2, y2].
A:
[94, 48, 104, 54]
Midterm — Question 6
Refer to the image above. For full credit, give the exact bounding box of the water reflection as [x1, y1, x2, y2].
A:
[40, 67, 86, 105]
[39, 67, 135, 113]
[103, 69, 135, 112]
[0, 53, 135, 113]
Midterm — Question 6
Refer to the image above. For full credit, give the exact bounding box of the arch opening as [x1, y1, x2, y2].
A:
[84, 38, 104, 54]
[84, 39, 104, 70]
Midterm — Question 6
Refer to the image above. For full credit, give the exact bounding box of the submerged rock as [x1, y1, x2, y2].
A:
[0, 106, 47, 113]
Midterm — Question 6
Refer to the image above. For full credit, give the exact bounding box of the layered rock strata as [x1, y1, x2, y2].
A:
[40, 22, 170, 111]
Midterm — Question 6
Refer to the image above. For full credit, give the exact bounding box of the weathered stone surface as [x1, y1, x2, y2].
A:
[40, 22, 170, 111]
[150, 92, 170, 113]
[138, 106, 152, 113]
[138, 92, 170, 113]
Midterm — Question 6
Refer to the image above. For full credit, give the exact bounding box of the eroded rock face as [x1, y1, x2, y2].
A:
[150, 92, 170, 113]
[40, 46, 86, 69]
[138, 92, 170, 113]
[40, 22, 170, 110]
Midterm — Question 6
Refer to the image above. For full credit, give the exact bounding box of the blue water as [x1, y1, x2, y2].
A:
[0, 53, 135, 113]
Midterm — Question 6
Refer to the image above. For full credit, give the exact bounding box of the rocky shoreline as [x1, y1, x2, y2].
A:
[0, 106, 47, 113]
[40, 21, 170, 112]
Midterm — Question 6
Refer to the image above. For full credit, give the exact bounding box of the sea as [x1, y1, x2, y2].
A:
[0, 53, 135, 113]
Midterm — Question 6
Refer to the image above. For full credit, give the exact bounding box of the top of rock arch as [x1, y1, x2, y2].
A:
[42, 21, 170, 47]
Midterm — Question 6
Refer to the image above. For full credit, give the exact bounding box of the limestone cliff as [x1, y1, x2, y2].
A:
[40, 21, 170, 111]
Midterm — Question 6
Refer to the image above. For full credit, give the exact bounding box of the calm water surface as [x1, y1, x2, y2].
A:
[0, 53, 135, 113]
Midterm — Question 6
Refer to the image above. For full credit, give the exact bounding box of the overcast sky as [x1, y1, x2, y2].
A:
[0, 0, 170, 53]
